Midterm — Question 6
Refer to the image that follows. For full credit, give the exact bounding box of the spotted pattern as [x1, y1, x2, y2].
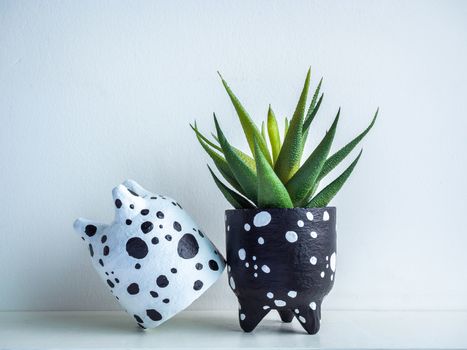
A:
[225, 208, 335, 334]
[74, 180, 226, 329]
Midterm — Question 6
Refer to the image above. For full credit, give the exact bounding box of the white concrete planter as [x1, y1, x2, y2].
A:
[73, 180, 225, 329]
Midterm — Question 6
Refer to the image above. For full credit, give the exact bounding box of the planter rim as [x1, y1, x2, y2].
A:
[225, 206, 336, 213]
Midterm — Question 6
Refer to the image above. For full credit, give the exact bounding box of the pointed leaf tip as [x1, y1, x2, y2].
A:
[307, 149, 363, 208]
[274, 69, 311, 182]
[218, 75, 272, 165]
[317, 109, 377, 181]
[267, 106, 281, 164]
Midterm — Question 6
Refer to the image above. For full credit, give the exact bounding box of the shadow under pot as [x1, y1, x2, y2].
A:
[225, 207, 337, 335]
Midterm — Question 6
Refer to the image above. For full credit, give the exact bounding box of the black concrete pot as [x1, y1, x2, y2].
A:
[225, 207, 336, 334]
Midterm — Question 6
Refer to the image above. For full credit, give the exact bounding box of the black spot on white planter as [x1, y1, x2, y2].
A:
[126, 219, 132, 225]
[127, 283, 140, 295]
[141, 209, 149, 216]
[141, 221, 153, 234]
[106, 279, 115, 288]
[101, 235, 107, 243]
[126, 237, 149, 259]
[103, 246, 110, 256]
[146, 309, 162, 321]
[115, 199, 122, 208]
[85, 225, 97, 237]
[151, 237, 159, 245]
[134, 315, 144, 323]
[156, 275, 169, 288]
[209, 260, 219, 271]
[177, 234, 199, 259]
[173, 221, 182, 232]
[150, 291, 158, 298]
[88, 244, 94, 257]
[226, 208, 336, 335]
[193, 280, 203, 291]
[156, 211, 164, 219]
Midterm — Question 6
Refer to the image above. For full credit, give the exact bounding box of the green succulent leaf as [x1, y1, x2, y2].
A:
[267, 106, 281, 164]
[318, 108, 378, 181]
[191, 70, 377, 210]
[306, 150, 363, 208]
[254, 138, 293, 208]
[286, 110, 340, 206]
[190, 123, 245, 194]
[218, 72, 272, 165]
[190, 123, 222, 152]
[309, 78, 323, 112]
[234, 147, 256, 171]
[214, 114, 258, 203]
[207, 166, 255, 209]
[209, 131, 256, 169]
[303, 78, 323, 133]
[274, 68, 311, 182]
[303, 93, 323, 133]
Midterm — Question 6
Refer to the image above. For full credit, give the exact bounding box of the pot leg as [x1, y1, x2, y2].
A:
[238, 300, 270, 333]
[295, 304, 321, 335]
[278, 310, 294, 323]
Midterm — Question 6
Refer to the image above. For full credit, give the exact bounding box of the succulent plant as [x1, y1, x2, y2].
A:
[191, 69, 377, 209]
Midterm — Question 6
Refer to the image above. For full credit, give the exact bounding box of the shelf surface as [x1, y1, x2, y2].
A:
[0, 310, 466, 349]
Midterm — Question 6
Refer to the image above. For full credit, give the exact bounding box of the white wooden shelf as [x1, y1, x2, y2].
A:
[0, 310, 466, 349]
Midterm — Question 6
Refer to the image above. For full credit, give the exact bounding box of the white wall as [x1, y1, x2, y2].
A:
[1, 0, 466, 311]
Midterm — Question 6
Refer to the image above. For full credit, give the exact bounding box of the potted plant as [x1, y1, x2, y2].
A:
[191, 69, 377, 334]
